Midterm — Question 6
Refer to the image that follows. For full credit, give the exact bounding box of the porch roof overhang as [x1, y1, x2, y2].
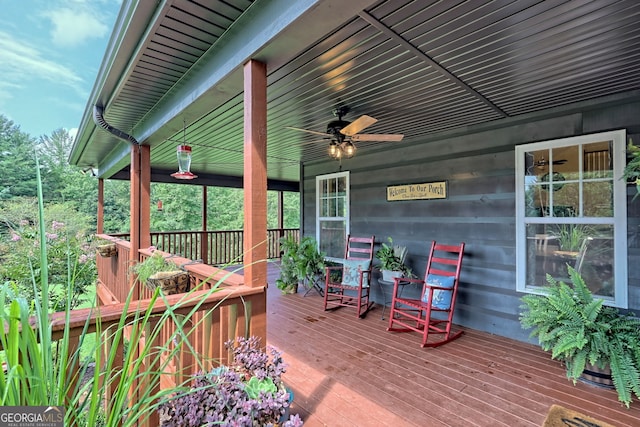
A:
[70, 0, 640, 189]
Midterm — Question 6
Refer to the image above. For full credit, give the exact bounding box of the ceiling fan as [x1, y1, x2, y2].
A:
[286, 106, 404, 159]
[534, 156, 567, 168]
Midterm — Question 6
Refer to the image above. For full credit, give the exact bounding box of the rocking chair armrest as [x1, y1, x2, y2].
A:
[393, 277, 423, 286]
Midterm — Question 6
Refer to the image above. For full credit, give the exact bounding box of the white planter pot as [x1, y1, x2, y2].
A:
[381, 270, 404, 282]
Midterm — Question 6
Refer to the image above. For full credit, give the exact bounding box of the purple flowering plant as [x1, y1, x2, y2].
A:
[0, 205, 96, 311]
[159, 336, 303, 427]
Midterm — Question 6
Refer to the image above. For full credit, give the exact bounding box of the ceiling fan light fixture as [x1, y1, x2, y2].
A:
[343, 141, 356, 158]
[328, 140, 341, 159]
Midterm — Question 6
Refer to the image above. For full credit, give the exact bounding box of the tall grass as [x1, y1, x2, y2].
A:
[0, 157, 235, 425]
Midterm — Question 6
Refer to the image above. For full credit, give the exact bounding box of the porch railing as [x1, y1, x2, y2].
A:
[110, 228, 299, 265]
[52, 282, 264, 426]
[93, 234, 267, 426]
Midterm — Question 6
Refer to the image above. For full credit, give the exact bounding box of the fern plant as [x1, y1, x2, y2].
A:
[275, 236, 325, 294]
[520, 267, 640, 407]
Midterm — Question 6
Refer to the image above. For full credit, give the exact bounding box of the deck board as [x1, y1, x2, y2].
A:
[252, 263, 640, 426]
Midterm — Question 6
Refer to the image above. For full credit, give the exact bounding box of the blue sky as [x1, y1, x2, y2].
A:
[0, 0, 122, 139]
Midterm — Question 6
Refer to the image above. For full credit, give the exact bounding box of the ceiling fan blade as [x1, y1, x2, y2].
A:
[340, 115, 377, 136]
[351, 133, 404, 142]
[286, 126, 328, 137]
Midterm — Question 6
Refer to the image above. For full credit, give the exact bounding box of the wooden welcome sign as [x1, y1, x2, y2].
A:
[386, 181, 447, 201]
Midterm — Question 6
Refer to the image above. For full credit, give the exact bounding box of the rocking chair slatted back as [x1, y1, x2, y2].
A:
[345, 236, 376, 261]
[387, 241, 465, 347]
[323, 235, 375, 318]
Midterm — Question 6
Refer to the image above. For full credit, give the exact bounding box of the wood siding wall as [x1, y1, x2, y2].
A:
[302, 99, 640, 343]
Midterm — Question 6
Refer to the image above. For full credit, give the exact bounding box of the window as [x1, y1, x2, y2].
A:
[515, 130, 628, 307]
[316, 171, 349, 259]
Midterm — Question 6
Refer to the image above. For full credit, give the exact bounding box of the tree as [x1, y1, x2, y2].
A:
[38, 128, 72, 170]
[0, 115, 38, 199]
[151, 183, 202, 231]
[37, 128, 76, 202]
[103, 179, 130, 233]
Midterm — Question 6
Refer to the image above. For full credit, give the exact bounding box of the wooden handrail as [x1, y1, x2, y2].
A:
[103, 228, 300, 265]
[49, 285, 264, 340]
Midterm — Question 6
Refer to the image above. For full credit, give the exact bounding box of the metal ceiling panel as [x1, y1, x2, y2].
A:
[74, 0, 640, 185]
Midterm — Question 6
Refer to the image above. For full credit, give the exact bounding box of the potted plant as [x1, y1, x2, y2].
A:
[158, 336, 303, 426]
[555, 224, 592, 252]
[129, 250, 189, 294]
[276, 235, 301, 294]
[276, 236, 325, 294]
[520, 267, 640, 407]
[375, 237, 411, 282]
[295, 236, 326, 291]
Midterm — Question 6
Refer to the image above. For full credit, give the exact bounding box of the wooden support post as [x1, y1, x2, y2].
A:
[243, 59, 268, 341]
[243, 59, 268, 286]
[97, 178, 104, 234]
[130, 145, 151, 299]
[201, 185, 209, 264]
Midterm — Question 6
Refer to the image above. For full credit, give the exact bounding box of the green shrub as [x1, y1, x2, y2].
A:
[0, 198, 96, 311]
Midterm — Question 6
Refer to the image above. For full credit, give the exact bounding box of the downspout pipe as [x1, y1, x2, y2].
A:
[93, 105, 139, 145]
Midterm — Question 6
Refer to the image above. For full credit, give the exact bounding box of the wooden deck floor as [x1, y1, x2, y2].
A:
[260, 264, 640, 426]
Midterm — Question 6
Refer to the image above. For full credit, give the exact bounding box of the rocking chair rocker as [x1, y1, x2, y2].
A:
[387, 241, 465, 347]
[323, 235, 375, 318]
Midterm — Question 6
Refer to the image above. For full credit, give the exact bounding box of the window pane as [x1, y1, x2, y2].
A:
[328, 178, 336, 195]
[328, 198, 336, 217]
[583, 142, 612, 179]
[320, 198, 328, 217]
[525, 224, 560, 287]
[319, 220, 345, 258]
[552, 145, 578, 179]
[525, 223, 614, 299]
[337, 196, 345, 217]
[527, 149, 549, 175]
[525, 181, 548, 217]
[583, 181, 613, 217]
[552, 182, 578, 217]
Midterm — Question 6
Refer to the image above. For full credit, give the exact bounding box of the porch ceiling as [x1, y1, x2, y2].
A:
[71, 0, 640, 186]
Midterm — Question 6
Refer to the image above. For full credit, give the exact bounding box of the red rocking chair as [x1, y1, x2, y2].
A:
[323, 235, 375, 318]
[387, 241, 465, 347]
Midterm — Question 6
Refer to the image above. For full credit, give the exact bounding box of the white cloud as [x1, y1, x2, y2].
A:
[0, 31, 85, 94]
[44, 6, 109, 48]
[0, 80, 22, 104]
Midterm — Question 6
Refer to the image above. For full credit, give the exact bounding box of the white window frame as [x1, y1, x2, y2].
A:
[316, 171, 350, 261]
[515, 130, 628, 308]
